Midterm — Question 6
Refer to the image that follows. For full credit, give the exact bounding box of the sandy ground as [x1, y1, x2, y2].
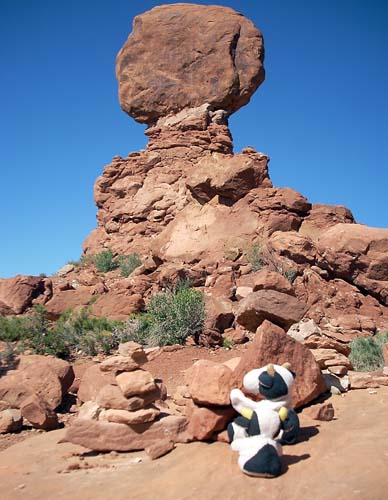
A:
[1, 386, 388, 500]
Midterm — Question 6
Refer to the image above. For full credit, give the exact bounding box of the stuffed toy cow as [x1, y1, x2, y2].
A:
[229, 363, 300, 446]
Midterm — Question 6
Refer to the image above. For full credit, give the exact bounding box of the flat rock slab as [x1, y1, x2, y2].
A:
[1, 387, 388, 499]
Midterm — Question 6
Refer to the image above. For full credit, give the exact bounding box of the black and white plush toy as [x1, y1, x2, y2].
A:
[228, 363, 300, 445]
[230, 405, 287, 477]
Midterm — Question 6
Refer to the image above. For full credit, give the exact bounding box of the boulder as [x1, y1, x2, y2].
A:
[90, 292, 144, 321]
[204, 295, 234, 333]
[116, 4, 264, 124]
[0, 409, 23, 433]
[299, 203, 354, 240]
[236, 269, 294, 296]
[236, 289, 306, 331]
[77, 365, 117, 403]
[0, 275, 47, 314]
[17, 355, 74, 395]
[186, 360, 233, 406]
[186, 153, 270, 203]
[187, 403, 236, 441]
[231, 320, 326, 407]
[45, 287, 94, 319]
[0, 363, 63, 410]
[20, 395, 59, 430]
[287, 319, 322, 343]
[64, 415, 189, 451]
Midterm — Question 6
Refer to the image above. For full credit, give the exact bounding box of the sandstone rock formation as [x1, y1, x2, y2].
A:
[1, 4, 388, 389]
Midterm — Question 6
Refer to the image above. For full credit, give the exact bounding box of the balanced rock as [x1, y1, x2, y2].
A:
[231, 320, 326, 407]
[116, 4, 265, 124]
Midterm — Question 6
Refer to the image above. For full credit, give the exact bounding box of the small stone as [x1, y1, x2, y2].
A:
[145, 439, 174, 460]
[330, 386, 342, 396]
[116, 370, 156, 398]
[304, 402, 335, 421]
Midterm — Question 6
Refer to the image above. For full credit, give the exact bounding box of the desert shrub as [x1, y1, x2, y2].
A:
[21, 305, 70, 358]
[245, 243, 297, 282]
[54, 308, 123, 356]
[349, 331, 388, 371]
[0, 306, 124, 359]
[0, 315, 29, 342]
[94, 249, 118, 273]
[116, 280, 205, 347]
[118, 253, 142, 277]
[222, 337, 234, 349]
[246, 245, 264, 271]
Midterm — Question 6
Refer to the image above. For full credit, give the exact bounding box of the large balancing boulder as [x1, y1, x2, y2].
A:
[116, 4, 265, 124]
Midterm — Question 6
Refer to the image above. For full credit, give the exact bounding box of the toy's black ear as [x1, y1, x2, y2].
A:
[290, 370, 296, 379]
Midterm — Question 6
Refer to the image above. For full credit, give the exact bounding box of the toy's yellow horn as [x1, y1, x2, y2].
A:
[266, 364, 275, 377]
[282, 362, 292, 371]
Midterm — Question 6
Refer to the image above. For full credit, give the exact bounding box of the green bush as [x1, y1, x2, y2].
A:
[94, 249, 118, 273]
[349, 331, 388, 371]
[116, 280, 205, 347]
[118, 253, 142, 277]
[246, 245, 264, 271]
[0, 306, 124, 359]
[0, 315, 29, 342]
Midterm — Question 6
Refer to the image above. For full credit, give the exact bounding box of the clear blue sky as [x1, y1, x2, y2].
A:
[1, 0, 387, 278]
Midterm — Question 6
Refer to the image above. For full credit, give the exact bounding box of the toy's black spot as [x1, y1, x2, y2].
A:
[247, 412, 261, 436]
[258, 371, 289, 399]
[243, 444, 282, 478]
[227, 422, 235, 442]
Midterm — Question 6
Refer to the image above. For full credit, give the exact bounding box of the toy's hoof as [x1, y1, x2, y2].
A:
[242, 444, 282, 478]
